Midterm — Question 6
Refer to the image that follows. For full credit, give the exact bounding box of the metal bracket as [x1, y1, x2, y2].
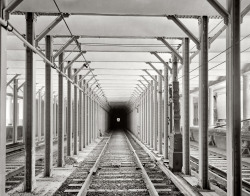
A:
[71, 63, 91, 79]
[207, 0, 229, 25]
[141, 75, 151, 84]
[77, 69, 94, 83]
[138, 80, 147, 88]
[146, 62, 164, 80]
[241, 4, 250, 23]
[53, 36, 79, 59]
[35, 13, 70, 46]
[151, 52, 172, 73]
[3, 0, 23, 20]
[64, 51, 84, 71]
[143, 70, 157, 83]
[17, 81, 25, 91]
[157, 37, 183, 64]
[7, 74, 20, 87]
[167, 15, 200, 49]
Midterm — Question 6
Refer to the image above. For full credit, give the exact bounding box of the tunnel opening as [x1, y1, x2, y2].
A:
[108, 105, 129, 131]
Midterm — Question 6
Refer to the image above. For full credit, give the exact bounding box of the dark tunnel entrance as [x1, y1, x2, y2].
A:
[108, 106, 129, 130]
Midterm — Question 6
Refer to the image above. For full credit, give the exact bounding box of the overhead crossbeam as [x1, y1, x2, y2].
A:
[77, 69, 94, 83]
[241, 4, 250, 22]
[151, 52, 172, 72]
[3, 0, 23, 20]
[207, 0, 229, 25]
[64, 51, 84, 71]
[7, 74, 20, 86]
[143, 70, 157, 83]
[167, 15, 200, 49]
[53, 36, 79, 60]
[157, 37, 183, 64]
[35, 14, 69, 46]
[147, 62, 165, 79]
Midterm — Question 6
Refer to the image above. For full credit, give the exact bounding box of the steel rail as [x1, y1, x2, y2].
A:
[77, 136, 111, 196]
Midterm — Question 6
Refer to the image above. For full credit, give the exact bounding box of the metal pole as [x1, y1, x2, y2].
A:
[58, 52, 64, 167]
[182, 37, 190, 175]
[154, 75, 158, 151]
[44, 35, 53, 177]
[37, 90, 42, 141]
[78, 75, 83, 151]
[67, 65, 72, 156]
[198, 16, 210, 189]
[163, 64, 169, 159]
[13, 78, 18, 143]
[85, 83, 89, 146]
[158, 70, 163, 154]
[24, 12, 36, 191]
[73, 69, 78, 155]
[147, 84, 151, 146]
[150, 80, 154, 148]
[226, 0, 242, 195]
[0, 1, 7, 193]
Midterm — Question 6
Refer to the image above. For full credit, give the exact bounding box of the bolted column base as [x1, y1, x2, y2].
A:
[169, 133, 183, 172]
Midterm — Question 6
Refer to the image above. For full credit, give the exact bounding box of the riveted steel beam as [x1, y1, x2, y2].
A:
[64, 51, 84, 71]
[53, 36, 79, 60]
[3, 0, 23, 20]
[207, 0, 229, 25]
[157, 37, 183, 64]
[147, 62, 164, 79]
[151, 52, 172, 72]
[35, 14, 69, 46]
[167, 15, 200, 49]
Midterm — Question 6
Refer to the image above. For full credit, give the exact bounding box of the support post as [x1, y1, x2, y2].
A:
[154, 76, 158, 151]
[169, 54, 182, 172]
[147, 84, 151, 146]
[208, 87, 214, 127]
[0, 1, 7, 193]
[198, 16, 210, 189]
[24, 12, 36, 191]
[85, 83, 88, 146]
[158, 70, 163, 154]
[83, 80, 86, 148]
[58, 52, 64, 167]
[182, 38, 190, 175]
[44, 35, 53, 177]
[13, 78, 18, 143]
[79, 75, 83, 151]
[37, 90, 42, 141]
[163, 64, 169, 159]
[67, 65, 72, 156]
[226, 0, 242, 195]
[73, 69, 78, 155]
[150, 80, 154, 148]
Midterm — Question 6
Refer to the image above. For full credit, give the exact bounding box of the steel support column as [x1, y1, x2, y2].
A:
[24, 12, 36, 191]
[226, 0, 241, 195]
[147, 84, 151, 146]
[53, 95, 57, 138]
[67, 65, 72, 156]
[150, 80, 154, 148]
[169, 54, 182, 172]
[13, 78, 18, 143]
[44, 35, 53, 177]
[163, 64, 169, 159]
[154, 76, 158, 151]
[37, 90, 42, 141]
[73, 69, 78, 155]
[0, 1, 7, 193]
[78, 75, 83, 151]
[58, 52, 64, 167]
[198, 16, 210, 189]
[182, 38, 190, 175]
[208, 87, 214, 127]
[83, 80, 86, 148]
[158, 70, 163, 154]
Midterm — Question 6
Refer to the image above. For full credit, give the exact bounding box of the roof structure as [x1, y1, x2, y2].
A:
[5, 0, 250, 106]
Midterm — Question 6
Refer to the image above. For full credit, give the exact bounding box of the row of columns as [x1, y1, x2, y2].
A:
[0, 12, 109, 193]
[129, 2, 242, 194]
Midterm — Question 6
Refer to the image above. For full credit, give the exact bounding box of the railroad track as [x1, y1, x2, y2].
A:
[190, 144, 250, 195]
[5, 138, 64, 192]
[6, 142, 25, 156]
[54, 130, 183, 196]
